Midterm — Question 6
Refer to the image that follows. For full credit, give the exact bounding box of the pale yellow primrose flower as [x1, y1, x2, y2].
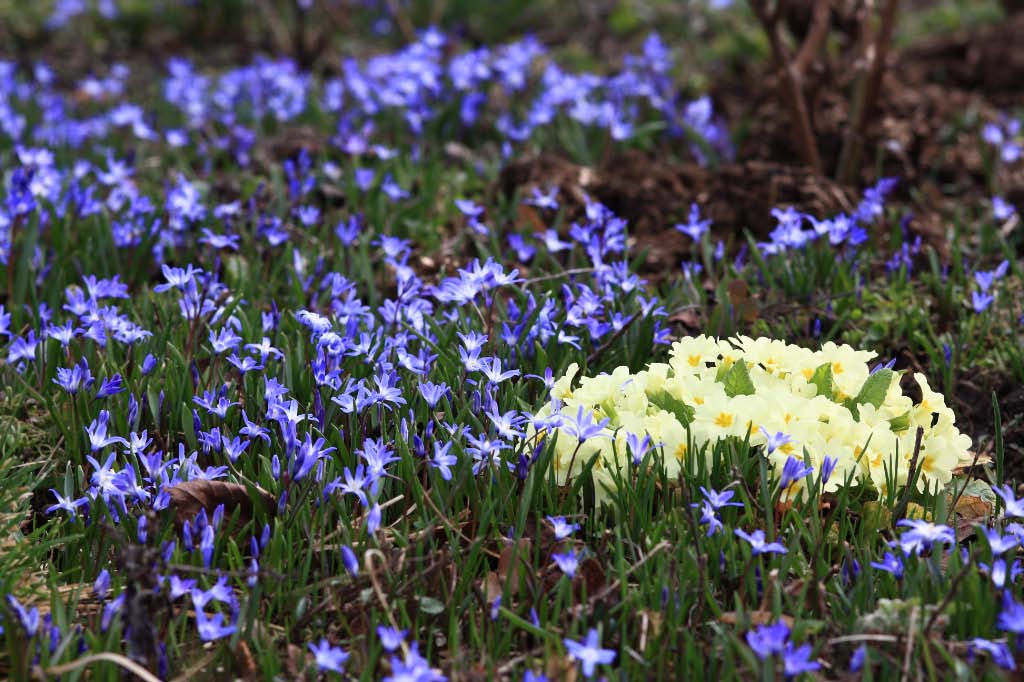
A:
[526, 336, 971, 506]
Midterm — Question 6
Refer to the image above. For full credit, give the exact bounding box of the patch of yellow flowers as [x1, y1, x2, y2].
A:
[529, 335, 972, 503]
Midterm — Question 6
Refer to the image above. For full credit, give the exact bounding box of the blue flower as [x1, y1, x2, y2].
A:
[552, 549, 581, 578]
[870, 552, 904, 579]
[998, 592, 1024, 635]
[983, 527, 1019, 555]
[778, 456, 813, 491]
[195, 609, 235, 641]
[782, 642, 820, 677]
[746, 622, 790, 659]
[563, 405, 610, 444]
[995, 485, 1024, 518]
[309, 639, 349, 673]
[6, 595, 39, 637]
[546, 515, 580, 540]
[968, 637, 1016, 671]
[972, 290, 995, 313]
[675, 203, 711, 241]
[698, 501, 724, 537]
[341, 545, 359, 577]
[429, 441, 458, 481]
[418, 381, 449, 408]
[895, 519, 955, 555]
[563, 628, 616, 678]
[699, 486, 744, 511]
[735, 529, 787, 556]
[377, 625, 406, 652]
[849, 644, 867, 672]
[820, 455, 838, 485]
[45, 489, 88, 519]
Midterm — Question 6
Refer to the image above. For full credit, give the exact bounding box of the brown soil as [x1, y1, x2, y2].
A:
[500, 152, 857, 273]
[898, 12, 1024, 109]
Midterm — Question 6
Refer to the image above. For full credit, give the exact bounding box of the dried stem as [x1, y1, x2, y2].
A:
[891, 426, 924, 528]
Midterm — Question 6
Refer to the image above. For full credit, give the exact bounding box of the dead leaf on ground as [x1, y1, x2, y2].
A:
[719, 611, 795, 629]
[165, 480, 276, 528]
[545, 654, 579, 682]
[728, 279, 760, 324]
[484, 571, 502, 603]
[497, 538, 533, 598]
[233, 640, 259, 682]
[952, 450, 993, 475]
[575, 556, 607, 596]
[954, 494, 993, 521]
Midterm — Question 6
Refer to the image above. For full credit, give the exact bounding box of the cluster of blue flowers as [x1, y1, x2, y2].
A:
[0, 8, 1021, 679]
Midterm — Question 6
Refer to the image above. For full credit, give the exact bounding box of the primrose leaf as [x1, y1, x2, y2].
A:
[721, 360, 755, 397]
[647, 391, 695, 426]
[809, 363, 835, 401]
[889, 411, 911, 432]
[855, 369, 895, 409]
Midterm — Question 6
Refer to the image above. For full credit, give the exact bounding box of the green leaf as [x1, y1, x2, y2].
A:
[721, 361, 755, 397]
[855, 369, 895, 408]
[888, 411, 911, 432]
[809, 362, 835, 401]
[418, 596, 445, 615]
[647, 391, 694, 426]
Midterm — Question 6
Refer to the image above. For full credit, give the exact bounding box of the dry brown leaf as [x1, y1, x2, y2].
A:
[497, 538, 532, 598]
[719, 611, 795, 628]
[165, 480, 276, 528]
[727, 279, 760, 323]
[575, 557, 607, 596]
[233, 640, 259, 682]
[484, 571, 502, 603]
[516, 204, 547, 234]
[667, 306, 702, 331]
[637, 608, 664, 650]
[545, 654, 579, 682]
[954, 494, 993, 521]
[284, 642, 303, 679]
[952, 450, 993, 475]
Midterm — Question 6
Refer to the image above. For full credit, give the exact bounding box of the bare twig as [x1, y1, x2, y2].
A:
[587, 309, 643, 366]
[836, 0, 901, 184]
[945, 448, 983, 527]
[794, 0, 832, 74]
[39, 653, 163, 682]
[749, 0, 828, 174]
[365, 549, 411, 658]
[901, 604, 919, 682]
[891, 426, 924, 529]
[828, 633, 900, 645]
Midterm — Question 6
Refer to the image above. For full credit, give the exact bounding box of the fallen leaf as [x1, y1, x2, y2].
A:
[233, 640, 259, 682]
[952, 450, 993, 474]
[719, 611, 795, 628]
[497, 538, 532, 598]
[727, 279, 760, 323]
[165, 480, 276, 528]
[484, 571, 502, 603]
[954, 494, 993, 521]
[545, 654, 579, 682]
[516, 204, 546, 234]
[574, 557, 607, 596]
